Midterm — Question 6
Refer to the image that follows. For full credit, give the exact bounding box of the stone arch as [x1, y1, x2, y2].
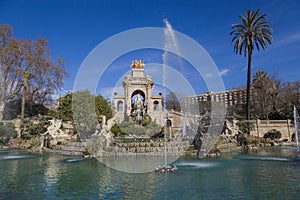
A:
[131, 90, 146, 106]
[117, 100, 123, 112]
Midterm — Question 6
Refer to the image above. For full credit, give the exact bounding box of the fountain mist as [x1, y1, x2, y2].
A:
[293, 106, 299, 151]
[162, 19, 181, 166]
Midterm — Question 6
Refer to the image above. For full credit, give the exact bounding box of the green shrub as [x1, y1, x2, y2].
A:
[236, 133, 248, 146]
[237, 121, 254, 135]
[60, 124, 67, 131]
[40, 115, 54, 122]
[116, 120, 162, 137]
[30, 136, 41, 147]
[263, 129, 282, 140]
[247, 137, 259, 145]
[145, 121, 162, 135]
[0, 122, 17, 144]
[27, 123, 47, 135]
[142, 116, 151, 126]
[50, 92, 113, 122]
[111, 124, 126, 137]
[122, 125, 145, 135]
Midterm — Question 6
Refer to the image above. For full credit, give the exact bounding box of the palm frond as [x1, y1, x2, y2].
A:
[230, 9, 273, 56]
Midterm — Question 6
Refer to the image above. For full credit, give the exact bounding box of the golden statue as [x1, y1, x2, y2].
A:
[131, 60, 145, 69]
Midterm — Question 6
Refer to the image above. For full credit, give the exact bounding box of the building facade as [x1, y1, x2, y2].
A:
[113, 60, 164, 125]
[184, 88, 247, 108]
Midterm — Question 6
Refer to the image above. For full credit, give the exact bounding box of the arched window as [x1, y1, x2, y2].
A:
[153, 100, 159, 111]
[117, 100, 123, 112]
[167, 119, 172, 127]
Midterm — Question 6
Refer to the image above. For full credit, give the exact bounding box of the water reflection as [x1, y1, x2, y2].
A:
[0, 147, 299, 199]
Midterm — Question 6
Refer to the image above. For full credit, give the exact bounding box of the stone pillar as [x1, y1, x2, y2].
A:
[232, 119, 238, 135]
[14, 119, 22, 138]
[256, 119, 260, 138]
[40, 135, 45, 148]
[287, 119, 291, 141]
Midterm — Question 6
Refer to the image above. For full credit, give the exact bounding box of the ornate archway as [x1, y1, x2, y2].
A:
[114, 60, 164, 125]
[131, 90, 145, 106]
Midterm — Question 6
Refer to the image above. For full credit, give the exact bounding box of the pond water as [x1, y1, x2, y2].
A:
[0, 147, 299, 199]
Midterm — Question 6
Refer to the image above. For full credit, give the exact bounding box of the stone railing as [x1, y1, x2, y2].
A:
[258, 120, 291, 125]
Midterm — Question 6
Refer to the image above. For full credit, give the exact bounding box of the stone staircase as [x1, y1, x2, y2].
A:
[115, 140, 192, 155]
[50, 141, 87, 156]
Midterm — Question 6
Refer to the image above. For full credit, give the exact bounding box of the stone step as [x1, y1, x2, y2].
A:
[61, 141, 85, 147]
[116, 141, 190, 148]
[59, 145, 86, 152]
[217, 143, 239, 149]
[44, 148, 85, 156]
[51, 141, 87, 156]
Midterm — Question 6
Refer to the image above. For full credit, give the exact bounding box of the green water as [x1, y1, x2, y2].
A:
[0, 147, 299, 199]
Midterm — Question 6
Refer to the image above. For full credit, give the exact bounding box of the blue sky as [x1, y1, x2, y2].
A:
[1, 0, 300, 98]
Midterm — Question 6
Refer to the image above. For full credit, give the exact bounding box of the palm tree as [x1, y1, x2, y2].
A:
[230, 9, 273, 119]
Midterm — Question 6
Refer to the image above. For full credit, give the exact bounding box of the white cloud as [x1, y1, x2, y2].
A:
[281, 32, 300, 44]
[51, 88, 72, 101]
[274, 30, 300, 48]
[98, 86, 123, 99]
[205, 68, 230, 78]
[219, 69, 229, 76]
[204, 73, 213, 78]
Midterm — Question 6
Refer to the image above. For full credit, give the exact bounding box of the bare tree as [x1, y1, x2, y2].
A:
[0, 24, 68, 120]
[278, 81, 300, 119]
[165, 92, 182, 112]
[251, 71, 281, 119]
[252, 71, 272, 119]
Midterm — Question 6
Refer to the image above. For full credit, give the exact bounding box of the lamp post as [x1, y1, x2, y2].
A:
[20, 71, 31, 138]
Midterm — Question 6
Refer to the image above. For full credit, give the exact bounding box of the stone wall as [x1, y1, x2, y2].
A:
[249, 120, 294, 141]
[224, 119, 295, 141]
